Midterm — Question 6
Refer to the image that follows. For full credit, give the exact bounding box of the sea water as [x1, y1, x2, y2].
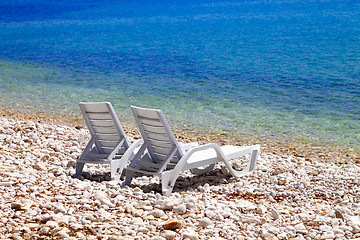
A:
[0, 0, 359, 152]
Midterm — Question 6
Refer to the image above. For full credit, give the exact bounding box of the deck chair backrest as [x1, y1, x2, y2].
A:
[79, 102, 130, 154]
[131, 106, 185, 163]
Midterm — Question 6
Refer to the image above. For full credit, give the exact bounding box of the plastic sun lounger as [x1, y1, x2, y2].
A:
[73, 102, 143, 180]
[124, 106, 260, 195]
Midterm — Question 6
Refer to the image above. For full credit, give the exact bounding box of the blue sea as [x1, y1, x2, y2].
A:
[0, 0, 359, 153]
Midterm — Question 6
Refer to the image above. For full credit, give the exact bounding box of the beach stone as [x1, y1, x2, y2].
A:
[163, 220, 184, 230]
[143, 215, 155, 221]
[277, 232, 288, 239]
[125, 204, 136, 214]
[320, 233, 335, 239]
[123, 227, 136, 235]
[81, 219, 91, 225]
[319, 224, 332, 232]
[270, 208, 280, 220]
[183, 231, 198, 240]
[46, 221, 59, 228]
[55, 205, 67, 214]
[150, 237, 166, 240]
[205, 210, 216, 218]
[277, 179, 286, 185]
[24, 223, 40, 230]
[268, 227, 281, 234]
[237, 199, 256, 211]
[160, 230, 177, 240]
[149, 209, 165, 218]
[294, 223, 308, 234]
[261, 232, 279, 240]
[334, 209, 345, 221]
[24, 121, 36, 130]
[143, 205, 153, 211]
[33, 161, 45, 171]
[332, 228, 344, 235]
[0, 182, 13, 187]
[100, 198, 115, 208]
[57, 228, 70, 239]
[257, 205, 267, 215]
[11, 202, 23, 211]
[173, 204, 186, 214]
[138, 227, 150, 233]
[94, 191, 107, 200]
[272, 167, 286, 175]
[12, 233, 22, 240]
[69, 146, 80, 153]
[161, 198, 182, 210]
[199, 217, 212, 228]
[348, 216, 360, 227]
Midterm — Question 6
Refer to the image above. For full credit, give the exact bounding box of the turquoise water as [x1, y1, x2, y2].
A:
[0, 0, 359, 152]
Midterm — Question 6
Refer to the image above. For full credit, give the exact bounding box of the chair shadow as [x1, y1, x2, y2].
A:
[75, 171, 112, 182]
[73, 164, 245, 194]
[126, 169, 236, 194]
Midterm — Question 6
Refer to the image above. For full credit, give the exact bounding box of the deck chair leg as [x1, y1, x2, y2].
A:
[161, 171, 179, 196]
[110, 160, 124, 181]
[74, 162, 85, 178]
[248, 148, 259, 173]
[124, 169, 135, 186]
[222, 145, 260, 177]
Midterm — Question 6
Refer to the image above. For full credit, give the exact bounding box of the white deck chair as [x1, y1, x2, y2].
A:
[124, 106, 260, 195]
[74, 102, 143, 180]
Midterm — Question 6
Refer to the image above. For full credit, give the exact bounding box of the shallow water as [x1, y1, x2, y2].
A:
[0, 0, 359, 153]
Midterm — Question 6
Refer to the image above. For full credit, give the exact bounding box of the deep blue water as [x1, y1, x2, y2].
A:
[0, 0, 359, 151]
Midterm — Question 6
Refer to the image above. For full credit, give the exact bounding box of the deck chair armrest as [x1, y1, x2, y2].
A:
[179, 142, 199, 152]
[111, 139, 144, 180]
[121, 139, 144, 161]
[176, 143, 260, 176]
[185, 143, 219, 154]
[174, 143, 221, 170]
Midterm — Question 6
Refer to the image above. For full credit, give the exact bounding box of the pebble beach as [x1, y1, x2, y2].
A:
[1, 112, 360, 240]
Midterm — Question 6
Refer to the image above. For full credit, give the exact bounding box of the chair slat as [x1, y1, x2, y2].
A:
[98, 140, 119, 148]
[90, 119, 115, 127]
[101, 147, 126, 154]
[148, 139, 172, 150]
[152, 152, 167, 161]
[87, 112, 112, 120]
[93, 126, 117, 134]
[138, 161, 162, 172]
[136, 108, 159, 119]
[138, 116, 164, 127]
[147, 132, 169, 142]
[143, 125, 167, 134]
[83, 102, 109, 112]
[151, 146, 172, 156]
[96, 134, 119, 141]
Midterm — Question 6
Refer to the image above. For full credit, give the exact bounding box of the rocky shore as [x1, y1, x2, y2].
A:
[1, 115, 360, 239]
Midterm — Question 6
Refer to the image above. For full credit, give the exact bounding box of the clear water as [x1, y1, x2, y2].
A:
[0, 0, 359, 152]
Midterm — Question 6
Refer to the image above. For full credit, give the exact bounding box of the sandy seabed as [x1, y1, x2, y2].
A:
[1, 110, 360, 239]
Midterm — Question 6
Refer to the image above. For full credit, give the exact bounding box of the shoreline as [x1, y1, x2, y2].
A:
[1, 107, 358, 165]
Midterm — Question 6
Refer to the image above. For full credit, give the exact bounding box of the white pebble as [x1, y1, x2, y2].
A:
[173, 204, 187, 214]
[182, 230, 198, 240]
[161, 230, 176, 240]
[199, 217, 212, 228]
[149, 209, 165, 218]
